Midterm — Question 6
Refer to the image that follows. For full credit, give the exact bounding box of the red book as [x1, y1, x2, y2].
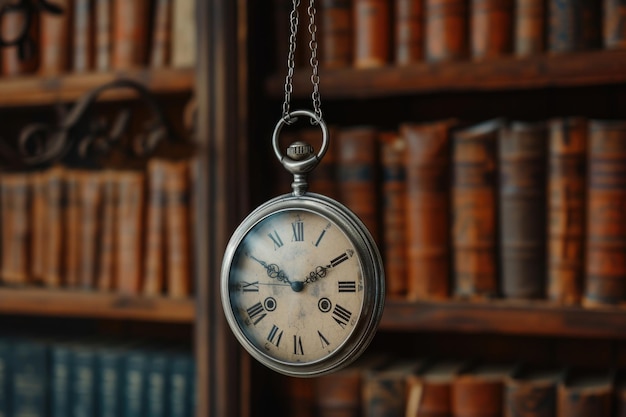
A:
[470, 0, 513, 60]
[353, 0, 391, 68]
[395, 0, 424, 65]
[321, 0, 353, 68]
[425, 0, 468, 62]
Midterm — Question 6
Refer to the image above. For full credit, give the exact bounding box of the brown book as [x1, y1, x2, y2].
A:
[305, 126, 340, 200]
[406, 360, 466, 417]
[402, 121, 453, 301]
[452, 119, 502, 299]
[557, 369, 613, 417]
[395, 0, 424, 65]
[362, 359, 423, 417]
[452, 363, 515, 417]
[64, 170, 81, 288]
[504, 366, 561, 417]
[143, 160, 167, 296]
[584, 120, 626, 307]
[0, 174, 31, 285]
[547, 117, 587, 305]
[77, 171, 103, 290]
[380, 131, 407, 298]
[499, 121, 548, 299]
[73, 0, 94, 72]
[337, 126, 380, 245]
[321, 0, 353, 68]
[150, 0, 172, 67]
[548, 0, 602, 53]
[353, 0, 390, 68]
[470, 0, 513, 60]
[97, 170, 117, 291]
[425, 0, 468, 62]
[39, 0, 71, 76]
[30, 171, 45, 284]
[42, 166, 65, 288]
[605, 0, 626, 49]
[115, 170, 145, 295]
[171, 0, 196, 68]
[112, 0, 149, 69]
[95, 0, 112, 71]
[1, 7, 39, 76]
[515, 0, 545, 56]
[284, 377, 316, 417]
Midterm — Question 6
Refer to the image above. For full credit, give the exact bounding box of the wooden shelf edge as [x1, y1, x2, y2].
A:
[0, 67, 195, 108]
[381, 298, 626, 339]
[0, 287, 195, 323]
[266, 49, 626, 99]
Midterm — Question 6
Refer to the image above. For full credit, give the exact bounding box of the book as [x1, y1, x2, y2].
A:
[147, 352, 169, 417]
[401, 121, 453, 301]
[548, 0, 602, 53]
[362, 359, 423, 417]
[150, 0, 172, 67]
[584, 120, 626, 307]
[39, 0, 71, 75]
[12, 340, 48, 417]
[172, 0, 197, 68]
[30, 171, 46, 284]
[306, 126, 340, 200]
[64, 170, 81, 288]
[72, 344, 97, 417]
[0, 338, 12, 417]
[425, 0, 467, 62]
[504, 365, 561, 417]
[470, 0, 513, 60]
[112, 0, 149, 69]
[169, 353, 194, 417]
[124, 350, 148, 417]
[337, 126, 380, 245]
[321, 0, 353, 68]
[405, 360, 467, 417]
[1, 6, 38, 76]
[0, 173, 31, 285]
[95, 0, 112, 71]
[116, 171, 145, 295]
[283, 377, 315, 417]
[452, 119, 502, 299]
[43, 166, 64, 288]
[557, 369, 613, 417]
[547, 118, 587, 305]
[353, 0, 390, 68]
[97, 171, 117, 291]
[499, 121, 548, 299]
[143, 160, 167, 296]
[98, 346, 125, 417]
[73, 0, 94, 72]
[380, 131, 407, 298]
[51, 344, 72, 417]
[395, 0, 423, 65]
[452, 363, 515, 417]
[605, 0, 626, 49]
[515, 0, 545, 56]
[77, 171, 103, 290]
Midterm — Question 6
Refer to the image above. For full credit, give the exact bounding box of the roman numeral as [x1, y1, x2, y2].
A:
[292, 221, 304, 242]
[293, 335, 304, 355]
[246, 302, 267, 325]
[332, 304, 352, 329]
[314, 229, 326, 247]
[330, 252, 350, 267]
[267, 325, 283, 347]
[338, 281, 356, 293]
[318, 330, 330, 348]
[241, 281, 259, 292]
[268, 230, 284, 249]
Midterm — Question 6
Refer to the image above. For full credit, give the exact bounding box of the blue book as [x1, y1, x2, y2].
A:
[98, 347, 125, 417]
[0, 338, 12, 417]
[71, 345, 97, 417]
[124, 350, 148, 417]
[51, 344, 72, 417]
[12, 340, 49, 417]
[146, 352, 169, 417]
[168, 353, 194, 417]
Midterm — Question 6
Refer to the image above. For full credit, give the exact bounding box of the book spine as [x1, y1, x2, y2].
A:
[321, 0, 353, 68]
[504, 377, 557, 417]
[78, 172, 103, 290]
[39, 0, 71, 75]
[283, 377, 315, 417]
[43, 167, 64, 288]
[98, 171, 116, 291]
[168, 354, 193, 417]
[1, 8, 39, 76]
[1, 175, 31, 285]
[515, 0, 545, 56]
[499, 121, 548, 299]
[150, 0, 172, 67]
[315, 370, 363, 417]
[362, 372, 407, 416]
[171, 0, 197, 68]
[452, 120, 501, 299]
[425, 0, 467, 62]
[406, 376, 453, 417]
[452, 375, 504, 417]
[72, 348, 97, 417]
[147, 353, 169, 417]
[116, 171, 145, 295]
[307, 127, 340, 200]
[584, 120, 626, 307]
[12, 341, 48, 417]
[395, 0, 424, 65]
[65, 171, 81, 288]
[380, 132, 408, 298]
[124, 352, 148, 417]
[470, 0, 513, 60]
[51, 346, 72, 417]
[557, 373, 613, 417]
[0, 339, 12, 417]
[547, 118, 587, 305]
[143, 160, 167, 297]
[95, 0, 112, 71]
[337, 127, 381, 245]
[73, 0, 94, 72]
[548, 0, 602, 53]
[353, 0, 390, 68]
[604, 0, 626, 49]
[112, 0, 148, 69]
[98, 350, 123, 417]
[30, 172, 46, 284]
[402, 122, 452, 300]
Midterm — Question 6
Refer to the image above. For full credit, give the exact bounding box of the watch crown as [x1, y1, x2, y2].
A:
[287, 141, 314, 161]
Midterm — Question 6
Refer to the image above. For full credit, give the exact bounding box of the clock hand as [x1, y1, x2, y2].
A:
[247, 254, 291, 285]
[302, 249, 354, 286]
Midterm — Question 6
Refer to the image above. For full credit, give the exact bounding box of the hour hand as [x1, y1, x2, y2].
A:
[247, 253, 291, 284]
[303, 250, 354, 285]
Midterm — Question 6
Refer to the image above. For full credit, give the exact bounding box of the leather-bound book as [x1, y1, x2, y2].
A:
[504, 365, 561, 417]
[557, 369, 613, 417]
[515, 0, 545, 56]
[470, 0, 513, 60]
[395, 0, 423, 65]
[452, 119, 502, 299]
[150, 0, 172, 67]
[30, 172, 45, 284]
[112, 0, 149, 69]
[97, 170, 117, 291]
[73, 0, 94, 72]
[406, 360, 466, 417]
[548, 0, 602, 53]
[321, 0, 353, 68]
[304, 126, 340, 200]
[0, 174, 31, 285]
[77, 171, 103, 290]
[425, 0, 468, 62]
[39, 0, 71, 76]
[284, 377, 316, 417]
[1, 7, 39, 76]
[95, 0, 112, 71]
[172, 0, 196, 68]
[353, 0, 390, 68]
[64, 170, 81, 288]
[452, 363, 515, 417]
[402, 121, 453, 301]
[362, 360, 423, 417]
[605, 0, 626, 49]
[43, 166, 64, 288]
[337, 126, 380, 245]
[380, 131, 407, 298]
[499, 121, 548, 299]
[547, 118, 587, 305]
[584, 120, 626, 307]
[143, 160, 167, 297]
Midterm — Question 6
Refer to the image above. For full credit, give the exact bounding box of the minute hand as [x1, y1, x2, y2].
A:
[303, 249, 354, 285]
[247, 253, 291, 284]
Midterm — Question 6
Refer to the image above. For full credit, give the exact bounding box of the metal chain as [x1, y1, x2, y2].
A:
[281, 0, 322, 124]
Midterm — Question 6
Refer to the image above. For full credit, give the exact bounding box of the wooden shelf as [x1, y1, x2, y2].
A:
[381, 298, 626, 339]
[266, 49, 626, 99]
[0, 287, 195, 323]
[0, 67, 195, 108]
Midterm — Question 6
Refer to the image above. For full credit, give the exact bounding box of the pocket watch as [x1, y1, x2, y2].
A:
[221, 110, 385, 377]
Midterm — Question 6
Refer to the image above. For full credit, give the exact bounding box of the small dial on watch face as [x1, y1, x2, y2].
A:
[227, 208, 364, 365]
